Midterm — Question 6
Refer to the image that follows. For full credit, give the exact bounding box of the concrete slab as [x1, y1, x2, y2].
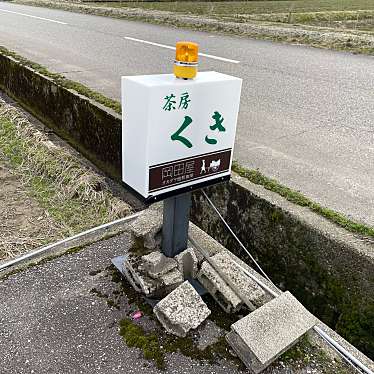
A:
[153, 281, 211, 337]
[197, 251, 269, 313]
[188, 223, 224, 258]
[198, 260, 242, 313]
[229, 291, 317, 372]
[210, 252, 268, 309]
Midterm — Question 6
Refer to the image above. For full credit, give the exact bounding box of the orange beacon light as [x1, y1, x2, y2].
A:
[173, 41, 199, 80]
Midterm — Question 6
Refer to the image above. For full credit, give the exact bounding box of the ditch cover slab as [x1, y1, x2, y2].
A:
[229, 291, 317, 373]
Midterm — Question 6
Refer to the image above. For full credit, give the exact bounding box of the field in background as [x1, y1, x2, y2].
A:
[89, 0, 374, 32]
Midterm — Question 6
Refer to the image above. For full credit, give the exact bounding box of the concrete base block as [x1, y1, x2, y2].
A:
[198, 260, 242, 313]
[153, 281, 211, 337]
[141, 251, 177, 279]
[175, 248, 199, 279]
[228, 291, 317, 373]
[123, 254, 183, 298]
[211, 252, 268, 309]
[128, 205, 163, 250]
[123, 255, 159, 296]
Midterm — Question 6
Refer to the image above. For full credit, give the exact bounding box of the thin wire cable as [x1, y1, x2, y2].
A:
[201, 189, 373, 374]
[316, 328, 365, 374]
[201, 189, 275, 286]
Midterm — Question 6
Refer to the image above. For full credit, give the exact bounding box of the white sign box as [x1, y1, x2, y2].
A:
[122, 71, 242, 200]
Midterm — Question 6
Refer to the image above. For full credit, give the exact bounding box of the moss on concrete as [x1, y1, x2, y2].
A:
[336, 301, 374, 358]
[0, 46, 121, 114]
[118, 314, 244, 371]
[119, 318, 166, 369]
[107, 264, 245, 370]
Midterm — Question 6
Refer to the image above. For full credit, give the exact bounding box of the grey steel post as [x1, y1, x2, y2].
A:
[162, 192, 191, 257]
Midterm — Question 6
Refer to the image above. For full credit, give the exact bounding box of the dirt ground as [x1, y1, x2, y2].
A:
[0, 157, 59, 260]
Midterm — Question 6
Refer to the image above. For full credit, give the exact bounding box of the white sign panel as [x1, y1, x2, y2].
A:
[122, 71, 242, 200]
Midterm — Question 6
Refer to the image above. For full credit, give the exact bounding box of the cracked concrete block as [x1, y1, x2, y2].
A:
[153, 281, 211, 337]
[123, 253, 183, 298]
[160, 267, 184, 287]
[188, 223, 224, 258]
[211, 252, 269, 309]
[123, 255, 160, 296]
[227, 291, 317, 373]
[197, 252, 269, 313]
[175, 248, 199, 279]
[198, 260, 242, 313]
[128, 205, 163, 250]
[141, 251, 177, 279]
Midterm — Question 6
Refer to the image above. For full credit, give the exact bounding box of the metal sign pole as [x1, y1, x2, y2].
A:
[162, 192, 191, 257]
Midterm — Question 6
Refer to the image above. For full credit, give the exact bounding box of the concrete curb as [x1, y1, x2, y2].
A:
[0, 212, 141, 279]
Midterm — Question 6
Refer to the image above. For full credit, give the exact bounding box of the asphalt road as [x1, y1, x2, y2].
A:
[0, 2, 373, 226]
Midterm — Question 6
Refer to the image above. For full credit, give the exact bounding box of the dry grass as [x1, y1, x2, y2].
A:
[89, 1, 374, 15]
[0, 158, 61, 259]
[0, 98, 132, 259]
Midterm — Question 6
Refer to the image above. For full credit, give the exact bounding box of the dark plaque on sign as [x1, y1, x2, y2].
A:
[149, 149, 232, 193]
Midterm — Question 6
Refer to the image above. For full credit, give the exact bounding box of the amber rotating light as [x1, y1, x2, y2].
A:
[173, 41, 199, 79]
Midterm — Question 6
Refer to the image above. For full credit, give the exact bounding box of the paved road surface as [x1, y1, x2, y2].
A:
[0, 2, 373, 225]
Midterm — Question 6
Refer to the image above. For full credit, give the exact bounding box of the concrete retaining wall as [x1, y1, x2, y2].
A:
[1, 51, 373, 358]
[191, 175, 374, 358]
[0, 53, 122, 179]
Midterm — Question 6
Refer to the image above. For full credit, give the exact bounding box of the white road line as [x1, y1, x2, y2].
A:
[0, 8, 67, 25]
[124, 36, 240, 64]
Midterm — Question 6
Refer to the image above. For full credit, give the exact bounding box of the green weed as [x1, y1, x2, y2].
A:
[232, 161, 374, 239]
